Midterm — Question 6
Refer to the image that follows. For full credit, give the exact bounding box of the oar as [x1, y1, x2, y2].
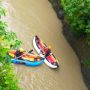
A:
[15, 55, 23, 59]
[28, 49, 33, 53]
[15, 49, 34, 59]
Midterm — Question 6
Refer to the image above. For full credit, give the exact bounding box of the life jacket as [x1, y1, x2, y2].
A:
[15, 50, 23, 57]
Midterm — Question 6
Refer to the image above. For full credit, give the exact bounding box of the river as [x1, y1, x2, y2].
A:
[4, 0, 87, 90]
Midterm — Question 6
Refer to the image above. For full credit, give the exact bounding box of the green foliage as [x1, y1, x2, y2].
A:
[0, 2, 21, 90]
[61, 0, 90, 44]
[2, 31, 21, 49]
[0, 62, 20, 90]
[0, 6, 6, 16]
[0, 21, 7, 36]
[83, 58, 90, 68]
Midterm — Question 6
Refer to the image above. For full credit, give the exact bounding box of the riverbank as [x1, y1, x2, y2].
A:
[49, 0, 90, 89]
[0, 1, 20, 89]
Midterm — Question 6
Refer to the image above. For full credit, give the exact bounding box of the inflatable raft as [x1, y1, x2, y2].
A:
[8, 49, 44, 66]
[8, 49, 42, 61]
[11, 58, 44, 67]
[33, 35, 59, 68]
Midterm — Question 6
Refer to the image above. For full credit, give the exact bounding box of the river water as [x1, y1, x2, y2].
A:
[4, 0, 87, 90]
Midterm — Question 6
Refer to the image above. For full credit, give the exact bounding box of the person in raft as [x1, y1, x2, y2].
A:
[39, 46, 51, 57]
[45, 46, 51, 57]
[15, 48, 35, 60]
[35, 35, 51, 57]
[15, 48, 24, 59]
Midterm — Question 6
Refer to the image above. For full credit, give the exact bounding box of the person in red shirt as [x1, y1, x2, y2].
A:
[45, 46, 51, 57]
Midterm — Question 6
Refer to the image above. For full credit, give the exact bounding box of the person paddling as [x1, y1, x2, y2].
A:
[45, 46, 51, 57]
[14, 48, 24, 59]
[39, 45, 51, 57]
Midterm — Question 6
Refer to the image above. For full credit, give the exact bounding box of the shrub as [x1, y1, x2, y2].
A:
[82, 58, 90, 68]
[0, 1, 21, 90]
[61, 0, 90, 45]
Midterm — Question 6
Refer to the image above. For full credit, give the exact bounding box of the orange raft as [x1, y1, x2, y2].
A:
[8, 50, 42, 61]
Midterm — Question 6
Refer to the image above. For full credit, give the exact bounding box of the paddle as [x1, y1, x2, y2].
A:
[15, 49, 34, 58]
[15, 55, 23, 59]
[28, 49, 33, 53]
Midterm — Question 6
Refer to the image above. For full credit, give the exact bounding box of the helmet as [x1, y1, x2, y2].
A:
[19, 48, 24, 52]
[48, 45, 51, 49]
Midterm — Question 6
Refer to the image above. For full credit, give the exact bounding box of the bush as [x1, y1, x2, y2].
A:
[82, 58, 90, 68]
[61, 0, 90, 45]
[0, 1, 21, 90]
[0, 60, 20, 90]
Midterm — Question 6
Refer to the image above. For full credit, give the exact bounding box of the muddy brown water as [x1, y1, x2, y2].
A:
[3, 0, 88, 90]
